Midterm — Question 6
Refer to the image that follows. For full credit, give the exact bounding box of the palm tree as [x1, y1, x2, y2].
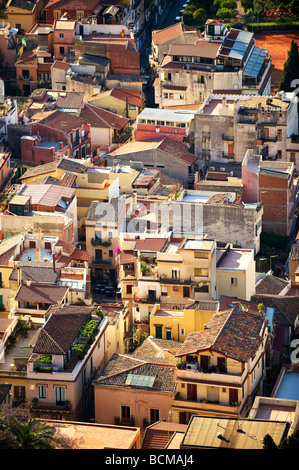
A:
[0, 417, 58, 449]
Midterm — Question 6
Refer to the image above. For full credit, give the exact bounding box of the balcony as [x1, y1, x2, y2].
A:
[91, 257, 114, 267]
[222, 134, 234, 141]
[172, 397, 241, 416]
[160, 276, 191, 285]
[91, 237, 112, 247]
[176, 366, 242, 386]
[222, 152, 235, 160]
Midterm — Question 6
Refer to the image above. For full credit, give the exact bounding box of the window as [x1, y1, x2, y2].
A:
[66, 229, 69, 240]
[14, 386, 25, 400]
[183, 286, 190, 298]
[77, 11, 84, 20]
[16, 23, 22, 31]
[166, 329, 171, 340]
[126, 284, 133, 294]
[194, 252, 208, 258]
[108, 231, 113, 239]
[172, 269, 180, 281]
[194, 268, 209, 277]
[129, 105, 136, 110]
[121, 405, 131, 423]
[180, 327, 185, 336]
[290, 152, 296, 163]
[55, 386, 65, 406]
[277, 129, 282, 141]
[163, 72, 172, 81]
[195, 285, 209, 293]
[54, 10, 60, 19]
[231, 277, 237, 286]
[150, 408, 160, 424]
[38, 385, 47, 399]
[59, 46, 65, 55]
[59, 33, 64, 38]
[109, 250, 113, 258]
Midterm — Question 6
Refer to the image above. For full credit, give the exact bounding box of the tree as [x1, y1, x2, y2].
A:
[0, 405, 78, 449]
[193, 8, 207, 20]
[216, 6, 236, 18]
[279, 430, 299, 449]
[1, 417, 57, 449]
[263, 433, 278, 450]
[279, 40, 299, 93]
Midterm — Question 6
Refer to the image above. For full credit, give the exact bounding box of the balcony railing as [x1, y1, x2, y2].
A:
[91, 257, 114, 266]
[91, 237, 112, 247]
[172, 397, 241, 415]
[222, 152, 235, 160]
[160, 276, 192, 285]
[222, 134, 234, 141]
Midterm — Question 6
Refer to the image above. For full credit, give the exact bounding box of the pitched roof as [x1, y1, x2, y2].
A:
[19, 161, 57, 181]
[157, 136, 198, 165]
[92, 87, 144, 108]
[110, 136, 198, 166]
[79, 103, 130, 130]
[152, 23, 200, 46]
[142, 421, 188, 449]
[255, 273, 290, 295]
[134, 237, 168, 252]
[33, 312, 90, 355]
[19, 184, 75, 207]
[55, 92, 85, 110]
[132, 337, 182, 361]
[251, 294, 299, 326]
[0, 234, 23, 265]
[16, 48, 37, 65]
[37, 109, 88, 133]
[52, 60, 70, 71]
[44, 0, 100, 10]
[10, 263, 59, 284]
[176, 308, 265, 361]
[15, 284, 68, 304]
[8, 0, 38, 13]
[94, 354, 176, 393]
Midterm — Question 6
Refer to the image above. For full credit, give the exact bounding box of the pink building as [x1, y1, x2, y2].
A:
[0, 23, 18, 68]
[23, 110, 91, 163]
[135, 107, 194, 144]
[93, 354, 176, 429]
[53, 18, 76, 61]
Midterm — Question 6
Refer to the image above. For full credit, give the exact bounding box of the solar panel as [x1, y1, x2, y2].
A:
[243, 47, 267, 78]
[125, 374, 156, 387]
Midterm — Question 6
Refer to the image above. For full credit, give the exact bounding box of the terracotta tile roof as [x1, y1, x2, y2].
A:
[57, 157, 86, 173]
[93, 87, 144, 108]
[134, 237, 168, 252]
[10, 263, 59, 284]
[255, 274, 290, 295]
[45, 0, 100, 10]
[19, 184, 75, 207]
[219, 295, 262, 314]
[176, 308, 265, 362]
[72, 249, 89, 262]
[59, 172, 77, 187]
[157, 136, 198, 165]
[37, 110, 88, 133]
[0, 384, 11, 405]
[9, 0, 38, 12]
[251, 294, 299, 326]
[132, 337, 182, 361]
[55, 239, 76, 256]
[16, 48, 37, 66]
[142, 422, 188, 449]
[79, 103, 130, 130]
[52, 60, 70, 71]
[94, 354, 176, 393]
[152, 23, 199, 46]
[33, 311, 90, 355]
[55, 92, 85, 110]
[119, 250, 135, 265]
[15, 284, 68, 304]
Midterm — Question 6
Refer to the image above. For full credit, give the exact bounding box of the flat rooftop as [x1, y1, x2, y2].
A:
[217, 248, 252, 270]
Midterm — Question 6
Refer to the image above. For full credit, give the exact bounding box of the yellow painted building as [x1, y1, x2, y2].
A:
[5, 0, 44, 33]
[149, 300, 219, 342]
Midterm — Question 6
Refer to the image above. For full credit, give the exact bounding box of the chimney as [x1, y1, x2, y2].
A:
[52, 251, 56, 272]
[17, 265, 22, 286]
